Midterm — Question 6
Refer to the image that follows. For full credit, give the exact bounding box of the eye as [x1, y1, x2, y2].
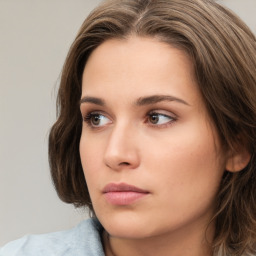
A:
[148, 112, 175, 126]
[83, 112, 111, 128]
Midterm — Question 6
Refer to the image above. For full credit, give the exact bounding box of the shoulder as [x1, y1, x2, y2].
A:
[0, 218, 105, 256]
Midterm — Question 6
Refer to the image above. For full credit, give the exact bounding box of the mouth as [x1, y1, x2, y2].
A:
[102, 183, 150, 205]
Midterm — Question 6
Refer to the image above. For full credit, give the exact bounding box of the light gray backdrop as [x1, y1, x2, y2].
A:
[0, 0, 255, 247]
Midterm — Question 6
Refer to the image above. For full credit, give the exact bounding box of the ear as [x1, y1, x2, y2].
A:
[225, 145, 251, 173]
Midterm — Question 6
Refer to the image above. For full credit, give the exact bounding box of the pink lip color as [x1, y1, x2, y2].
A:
[102, 183, 149, 205]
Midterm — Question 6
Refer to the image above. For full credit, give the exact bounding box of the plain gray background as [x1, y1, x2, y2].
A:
[0, 0, 255, 247]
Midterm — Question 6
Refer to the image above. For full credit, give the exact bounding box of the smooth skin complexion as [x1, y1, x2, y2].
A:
[79, 37, 234, 256]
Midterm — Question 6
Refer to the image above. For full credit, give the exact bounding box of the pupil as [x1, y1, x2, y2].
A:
[150, 114, 159, 124]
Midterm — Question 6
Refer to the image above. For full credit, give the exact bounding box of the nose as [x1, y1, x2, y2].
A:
[103, 123, 140, 171]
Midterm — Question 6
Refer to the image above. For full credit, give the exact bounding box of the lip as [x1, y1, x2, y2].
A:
[102, 183, 149, 205]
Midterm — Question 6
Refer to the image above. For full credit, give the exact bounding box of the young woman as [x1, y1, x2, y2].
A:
[1, 0, 255, 255]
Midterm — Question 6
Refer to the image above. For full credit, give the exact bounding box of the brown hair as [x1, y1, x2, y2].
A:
[49, 0, 256, 255]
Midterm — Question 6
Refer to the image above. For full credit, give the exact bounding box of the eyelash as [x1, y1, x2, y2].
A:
[82, 111, 177, 129]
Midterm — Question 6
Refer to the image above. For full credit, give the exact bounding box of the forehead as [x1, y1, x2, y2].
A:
[81, 36, 200, 105]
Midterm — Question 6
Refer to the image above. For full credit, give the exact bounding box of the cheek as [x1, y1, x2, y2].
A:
[144, 122, 225, 200]
[79, 134, 105, 211]
[79, 132, 102, 180]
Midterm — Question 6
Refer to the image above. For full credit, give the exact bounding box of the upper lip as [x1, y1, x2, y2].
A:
[103, 183, 149, 193]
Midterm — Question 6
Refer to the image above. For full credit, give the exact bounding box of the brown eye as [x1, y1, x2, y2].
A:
[83, 112, 111, 128]
[91, 114, 101, 125]
[149, 114, 159, 124]
[148, 112, 175, 126]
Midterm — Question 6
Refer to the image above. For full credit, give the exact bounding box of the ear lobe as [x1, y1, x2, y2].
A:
[225, 147, 251, 173]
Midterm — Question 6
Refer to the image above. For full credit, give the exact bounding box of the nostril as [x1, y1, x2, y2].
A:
[120, 162, 130, 166]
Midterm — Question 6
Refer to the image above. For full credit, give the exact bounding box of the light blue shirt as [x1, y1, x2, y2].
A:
[0, 218, 105, 256]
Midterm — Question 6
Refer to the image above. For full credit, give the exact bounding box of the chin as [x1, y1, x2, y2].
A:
[96, 211, 157, 239]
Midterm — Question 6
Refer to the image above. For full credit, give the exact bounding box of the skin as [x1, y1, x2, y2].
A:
[79, 36, 228, 256]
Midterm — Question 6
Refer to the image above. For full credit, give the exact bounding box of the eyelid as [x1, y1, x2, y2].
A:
[80, 104, 113, 119]
[148, 109, 177, 119]
[81, 108, 109, 119]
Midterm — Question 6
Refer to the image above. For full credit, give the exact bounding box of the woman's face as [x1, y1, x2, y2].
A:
[80, 37, 227, 240]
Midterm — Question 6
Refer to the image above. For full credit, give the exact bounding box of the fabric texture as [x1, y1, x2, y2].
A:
[0, 218, 105, 256]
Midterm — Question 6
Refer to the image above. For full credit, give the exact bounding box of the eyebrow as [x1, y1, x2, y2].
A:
[80, 94, 189, 106]
[136, 95, 189, 106]
[80, 96, 105, 106]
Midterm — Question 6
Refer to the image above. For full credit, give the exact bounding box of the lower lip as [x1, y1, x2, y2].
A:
[104, 191, 149, 205]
